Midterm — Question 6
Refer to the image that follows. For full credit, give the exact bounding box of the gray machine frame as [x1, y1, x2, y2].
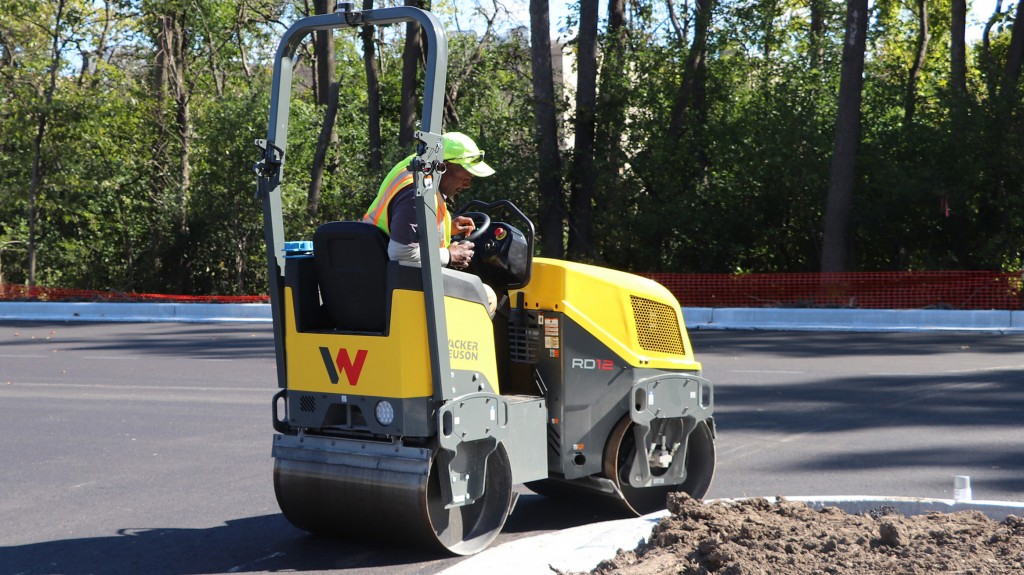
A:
[254, 4, 547, 512]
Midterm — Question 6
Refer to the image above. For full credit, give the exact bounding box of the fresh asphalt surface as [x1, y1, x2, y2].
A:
[2, 322, 1023, 574]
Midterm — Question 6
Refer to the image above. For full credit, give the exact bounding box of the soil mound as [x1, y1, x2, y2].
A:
[580, 493, 1024, 575]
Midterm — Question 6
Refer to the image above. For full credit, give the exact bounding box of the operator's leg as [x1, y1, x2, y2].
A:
[483, 284, 497, 317]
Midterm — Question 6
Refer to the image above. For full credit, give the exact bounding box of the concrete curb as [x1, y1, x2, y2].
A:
[777, 495, 1024, 520]
[683, 307, 1024, 332]
[0, 302, 271, 323]
[1, 302, 1022, 332]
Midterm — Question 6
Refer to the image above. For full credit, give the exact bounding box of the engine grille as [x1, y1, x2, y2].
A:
[508, 310, 540, 364]
[630, 295, 686, 355]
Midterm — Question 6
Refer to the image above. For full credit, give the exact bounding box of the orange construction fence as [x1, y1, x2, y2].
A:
[2, 271, 1022, 310]
[643, 271, 1023, 310]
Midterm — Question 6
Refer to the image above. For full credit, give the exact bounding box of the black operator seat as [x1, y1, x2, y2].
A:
[313, 221, 389, 333]
[313, 221, 493, 333]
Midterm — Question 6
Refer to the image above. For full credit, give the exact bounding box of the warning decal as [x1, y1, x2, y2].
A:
[543, 316, 560, 350]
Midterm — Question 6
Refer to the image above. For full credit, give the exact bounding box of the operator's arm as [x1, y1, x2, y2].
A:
[387, 189, 452, 266]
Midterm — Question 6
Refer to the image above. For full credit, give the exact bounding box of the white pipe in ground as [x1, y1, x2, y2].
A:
[954, 475, 972, 501]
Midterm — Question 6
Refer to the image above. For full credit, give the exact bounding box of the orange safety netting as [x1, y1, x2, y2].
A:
[642, 271, 1024, 310]
[3, 271, 1022, 310]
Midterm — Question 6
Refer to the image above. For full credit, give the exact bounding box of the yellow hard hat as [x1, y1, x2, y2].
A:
[443, 132, 495, 177]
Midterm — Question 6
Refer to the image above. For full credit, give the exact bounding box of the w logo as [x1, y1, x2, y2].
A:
[319, 347, 368, 386]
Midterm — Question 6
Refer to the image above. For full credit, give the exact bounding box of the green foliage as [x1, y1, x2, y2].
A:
[444, 31, 538, 212]
[189, 79, 271, 295]
[1, 0, 1022, 296]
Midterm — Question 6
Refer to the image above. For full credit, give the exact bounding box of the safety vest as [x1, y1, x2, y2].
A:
[363, 162, 451, 247]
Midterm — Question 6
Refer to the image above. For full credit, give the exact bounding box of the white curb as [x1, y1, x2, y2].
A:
[2, 302, 1022, 331]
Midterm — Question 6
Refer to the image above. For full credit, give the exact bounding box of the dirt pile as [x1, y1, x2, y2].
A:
[582, 494, 1024, 575]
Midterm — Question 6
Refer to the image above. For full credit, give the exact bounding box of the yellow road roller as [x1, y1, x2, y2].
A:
[254, 4, 715, 555]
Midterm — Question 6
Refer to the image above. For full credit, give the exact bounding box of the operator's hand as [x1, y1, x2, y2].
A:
[447, 241, 474, 269]
[451, 215, 476, 239]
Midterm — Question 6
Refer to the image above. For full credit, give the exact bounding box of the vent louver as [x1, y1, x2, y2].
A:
[299, 394, 317, 413]
[630, 295, 686, 355]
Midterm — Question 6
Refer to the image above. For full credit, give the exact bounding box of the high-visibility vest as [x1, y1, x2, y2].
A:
[363, 160, 450, 248]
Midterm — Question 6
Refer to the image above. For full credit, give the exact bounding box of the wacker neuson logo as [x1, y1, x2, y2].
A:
[319, 347, 368, 385]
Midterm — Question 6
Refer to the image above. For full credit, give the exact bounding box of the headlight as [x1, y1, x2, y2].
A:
[374, 400, 395, 426]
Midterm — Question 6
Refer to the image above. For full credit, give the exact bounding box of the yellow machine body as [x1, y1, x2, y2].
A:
[283, 287, 498, 398]
[260, 7, 714, 557]
[512, 258, 702, 372]
[271, 240, 716, 553]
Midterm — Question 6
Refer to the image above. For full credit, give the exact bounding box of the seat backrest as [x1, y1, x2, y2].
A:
[313, 221, 389, 332]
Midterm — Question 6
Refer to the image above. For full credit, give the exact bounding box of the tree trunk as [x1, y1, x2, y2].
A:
[903, 0, 930, 126]
[151, 15, 171, 288]
[308, 0, 339, 217]
[28, 110, 44, 289]
[309, 82, 340, 221]
[1001, 0, 1024, 100]
[809, 0, 826, 72]
[568, 0, 598, 260]
[27, 0, 67, 288]
[78, 0, 113, 85]
[667, 0, 713, 144]
[171, 18, 192, 293]
[400, 0, 422, 147]
[593, 0, 627, 260]
[597, 0, 626, 158]
[530, 0, 564, 257]
[363, 0, 382, 170]
[982, 1, 1004, 101]
[950, 0, 967, 101]
[234, 2, 254, 80]
[666, 0, 686, 44]
[821, 0, 868, 273]
[313, 0, 337, 106]
[154, 12, 193, 292]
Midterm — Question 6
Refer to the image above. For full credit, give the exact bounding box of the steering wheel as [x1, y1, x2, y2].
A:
[453, 211, 491, 242]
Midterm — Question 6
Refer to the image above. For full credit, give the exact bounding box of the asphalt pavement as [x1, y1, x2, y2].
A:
[1, 321, 1022, 574]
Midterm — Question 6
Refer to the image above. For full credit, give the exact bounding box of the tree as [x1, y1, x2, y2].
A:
[903, 0, 931, 126]
[821, 0, 868, 272]
[313, 0, 337, 106]
[14, 0, 74, 288]
[363, 0, 382, 170]
[3, 0, 1024, 295]
[529, 0, 564, 257]
[809, 0, 827, 71]
[308, 0, 339, 221]
[400, 0, 424, 147]
[950, 0, 966, 101]
[1001, 0, 1024, 100]
[443, 0, 500, 124]
[308, 82, 341, 221]
[592, 0, 627, 263]
[981, 0, 1005, 101]
[567, 0, 598, 260]
[668, 0, 713, 147]
[151, 7, 195, 291]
